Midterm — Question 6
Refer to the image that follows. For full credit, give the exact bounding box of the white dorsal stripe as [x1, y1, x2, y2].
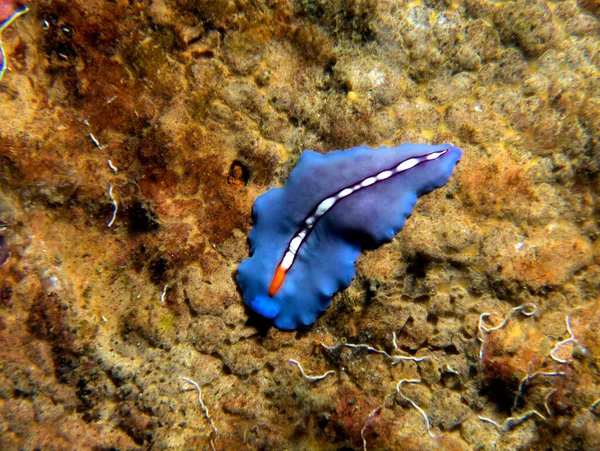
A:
[281, 251, 294, 270]
[289, 236, 303, 254]
[277, 148, 449, 274]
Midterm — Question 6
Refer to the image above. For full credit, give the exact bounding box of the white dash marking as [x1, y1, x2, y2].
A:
[107, 185, 118, 228]
[426, 150, 446, 160]
[107, 159, 118, 174]
[316, 197, 336, 216]
[396, 158, 419, 172]
[361, 177, 377, 187]
[338, 188, 354, 198]
[376, 170, 393, 181]
[90, 133, 101, 148]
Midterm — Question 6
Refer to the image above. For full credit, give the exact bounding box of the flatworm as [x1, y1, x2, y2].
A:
[237, 143, 462, 330]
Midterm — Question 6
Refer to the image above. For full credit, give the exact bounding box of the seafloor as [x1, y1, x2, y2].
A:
[0, 0, 599, 450]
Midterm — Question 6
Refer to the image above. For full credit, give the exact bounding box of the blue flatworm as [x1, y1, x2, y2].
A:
[237, 143, 462, 330]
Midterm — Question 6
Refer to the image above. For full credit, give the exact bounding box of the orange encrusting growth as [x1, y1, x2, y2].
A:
[268, 266, 287, 296]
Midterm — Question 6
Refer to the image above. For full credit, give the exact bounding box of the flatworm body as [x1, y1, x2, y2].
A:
[237, 143, 462, 330]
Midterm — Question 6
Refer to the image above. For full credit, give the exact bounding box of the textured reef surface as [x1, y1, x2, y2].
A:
[0, 1, 599, 450]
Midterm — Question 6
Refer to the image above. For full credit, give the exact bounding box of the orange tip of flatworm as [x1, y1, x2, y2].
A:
[269, 266, 287, 297]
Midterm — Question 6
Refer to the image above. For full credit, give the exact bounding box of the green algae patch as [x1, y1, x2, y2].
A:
[158, 313, 178, 331]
